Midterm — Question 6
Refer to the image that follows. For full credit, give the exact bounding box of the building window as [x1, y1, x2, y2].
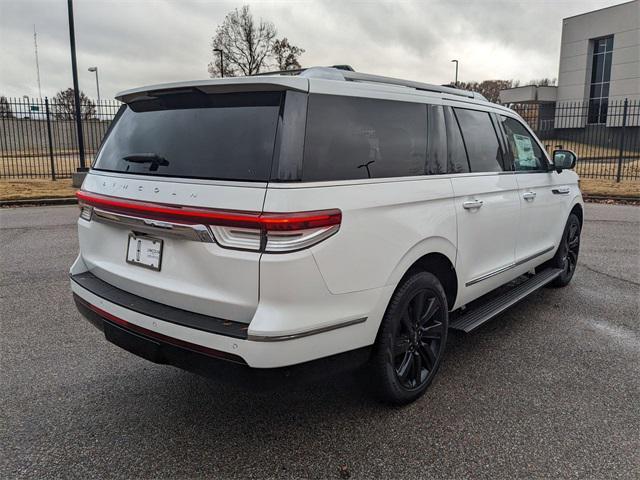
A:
[588, 36, 613, 124]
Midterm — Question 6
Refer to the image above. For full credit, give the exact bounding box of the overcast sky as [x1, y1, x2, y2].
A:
[0, 0, 627, 100]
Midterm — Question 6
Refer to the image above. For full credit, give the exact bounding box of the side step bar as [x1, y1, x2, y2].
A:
[449, 268, 563, 333]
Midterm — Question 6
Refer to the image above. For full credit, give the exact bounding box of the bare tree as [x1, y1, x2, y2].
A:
[208, 6, 276, 77]
[456, 80, 518, 103]
[272, 37, 305, 71]
[53, 88, 96, 120]
[528, 78, 557, 86]
[0, 96, 13, 118]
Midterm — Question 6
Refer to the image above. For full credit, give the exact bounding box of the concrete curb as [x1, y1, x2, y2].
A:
[583, 194, 640, 204]
[0, 197, 78, 207]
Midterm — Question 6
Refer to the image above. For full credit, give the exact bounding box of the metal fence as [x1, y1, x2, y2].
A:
[509, 98, 640, 182]
[0, 96, 639, 181]
[0, 97, 120, 179]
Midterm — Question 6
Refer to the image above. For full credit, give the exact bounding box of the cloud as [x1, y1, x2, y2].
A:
[0, 0, 624, 99]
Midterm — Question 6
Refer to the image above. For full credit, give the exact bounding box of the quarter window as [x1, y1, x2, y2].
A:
[454, 108, 504, 173]
[302, 95, 427, 181]
[499, 116, 545, 171]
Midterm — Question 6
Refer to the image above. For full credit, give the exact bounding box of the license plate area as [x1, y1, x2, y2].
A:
[126, 234, 163, 271]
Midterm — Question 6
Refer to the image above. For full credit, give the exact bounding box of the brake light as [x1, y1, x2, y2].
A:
[76, 190, 341, 253]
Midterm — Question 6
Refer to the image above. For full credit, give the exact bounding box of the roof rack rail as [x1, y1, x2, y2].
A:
[253, 65, 354, 77]
[251, 66, 487, 101]
[340, 70, 485, 100]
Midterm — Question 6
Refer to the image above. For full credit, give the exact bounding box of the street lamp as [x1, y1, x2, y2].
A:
[88, 66, 100, 115]
[213, 48, 224, 78]
[451, 59, 459, 86]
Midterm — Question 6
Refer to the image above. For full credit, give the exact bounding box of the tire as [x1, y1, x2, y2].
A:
[548, 213, 581, 288]
[370, 271, 448, 405]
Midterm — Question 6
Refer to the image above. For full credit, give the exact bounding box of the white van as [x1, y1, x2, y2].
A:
[71, 67, 583, 404]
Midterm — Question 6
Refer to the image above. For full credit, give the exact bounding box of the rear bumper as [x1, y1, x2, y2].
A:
[74, 294, 370, 386]
[70, 271, 386, 369]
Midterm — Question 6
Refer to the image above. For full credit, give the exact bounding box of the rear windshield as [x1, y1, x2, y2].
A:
[93, 91, 282, 181]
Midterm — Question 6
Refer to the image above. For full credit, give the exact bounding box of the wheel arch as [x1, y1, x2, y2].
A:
[387, 237, 458, 310]
[570, 202, 583, 227]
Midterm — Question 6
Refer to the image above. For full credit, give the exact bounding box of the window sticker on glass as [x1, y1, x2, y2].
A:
[513, 134, 537, 168]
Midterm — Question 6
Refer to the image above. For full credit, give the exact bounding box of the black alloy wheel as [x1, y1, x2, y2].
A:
[549, 213, 581, 288]
[392, 289, 445, 389]
[371, 271, 448, 404]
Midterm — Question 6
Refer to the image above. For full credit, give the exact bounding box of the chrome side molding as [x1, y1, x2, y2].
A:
[466, 245, 555, 287]
[247, 317, 367, 342]
[91, 208, 215, 243]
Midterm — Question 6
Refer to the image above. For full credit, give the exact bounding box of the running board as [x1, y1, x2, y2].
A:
[449, 268, 563, 333]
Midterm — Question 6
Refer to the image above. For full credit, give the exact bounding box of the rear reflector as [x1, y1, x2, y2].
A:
[76, 190, 341, 252]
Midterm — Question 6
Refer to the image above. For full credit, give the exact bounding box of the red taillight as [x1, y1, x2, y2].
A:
[76, 190, 341, 252]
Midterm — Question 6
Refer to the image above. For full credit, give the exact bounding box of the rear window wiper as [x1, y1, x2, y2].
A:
[122, 153, 169, 171]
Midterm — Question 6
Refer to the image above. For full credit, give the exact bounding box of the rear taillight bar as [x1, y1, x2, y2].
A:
[76, 190, 341, 252]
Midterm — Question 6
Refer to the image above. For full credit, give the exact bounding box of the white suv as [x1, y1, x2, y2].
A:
[71, 67, 583, 404]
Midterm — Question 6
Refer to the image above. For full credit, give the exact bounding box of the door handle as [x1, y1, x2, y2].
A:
[552, 187, 571, 195]
[463, 199, 484, 210]
[523, 191, 537, 201]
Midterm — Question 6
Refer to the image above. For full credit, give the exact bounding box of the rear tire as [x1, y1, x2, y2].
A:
[548, 213, 581, 288]
[370, 271, 448, 405]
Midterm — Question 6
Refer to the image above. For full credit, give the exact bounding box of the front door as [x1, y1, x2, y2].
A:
[497, 115, 568, 265]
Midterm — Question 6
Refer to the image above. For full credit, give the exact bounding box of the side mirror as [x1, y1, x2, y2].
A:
[552, 149, 577, 173]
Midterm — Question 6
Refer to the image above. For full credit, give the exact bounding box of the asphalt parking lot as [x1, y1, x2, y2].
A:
[1, 203, 639, 479]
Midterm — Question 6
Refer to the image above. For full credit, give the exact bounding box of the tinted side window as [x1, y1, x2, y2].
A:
[498, 116, 545, 171]
[427, 105, 447, 174]
[303, 95, 427, 181]
[454, 108, 504, 173]
[444, 106, 469, 173]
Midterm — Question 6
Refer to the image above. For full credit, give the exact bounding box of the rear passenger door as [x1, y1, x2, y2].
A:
[497, 115, 568, 265]
[447, 107, 520, 303]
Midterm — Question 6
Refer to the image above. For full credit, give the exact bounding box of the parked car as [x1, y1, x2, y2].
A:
[70, 67, 583, 404]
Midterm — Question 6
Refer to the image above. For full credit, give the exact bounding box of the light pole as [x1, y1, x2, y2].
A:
[88, 67, 100, 105]
[213, 48, 224, 78]
[88, 66, 100, 117]
[67, 0, 86, 172]
[451, 59, 459, 86]
[23, 95, 29, 119]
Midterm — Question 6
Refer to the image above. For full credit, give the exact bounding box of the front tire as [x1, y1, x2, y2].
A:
[548, 213, 581, 288]
[370, 271, 448, 405]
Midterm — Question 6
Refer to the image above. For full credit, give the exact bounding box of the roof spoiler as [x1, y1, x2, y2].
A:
[115, 76, 309, 104]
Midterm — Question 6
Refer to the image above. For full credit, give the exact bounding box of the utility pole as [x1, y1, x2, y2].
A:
[67, 0, 86, 173]
[33, 25, 42, 99]
[214, 48, 224, 77]
[451, 59, 459, 86]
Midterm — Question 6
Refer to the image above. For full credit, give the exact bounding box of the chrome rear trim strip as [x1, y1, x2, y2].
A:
[91, 208, 215, 243]
[247, 317, 367, 342]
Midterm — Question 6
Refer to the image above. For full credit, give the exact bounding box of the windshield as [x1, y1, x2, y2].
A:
[93, 91, 282, 181]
